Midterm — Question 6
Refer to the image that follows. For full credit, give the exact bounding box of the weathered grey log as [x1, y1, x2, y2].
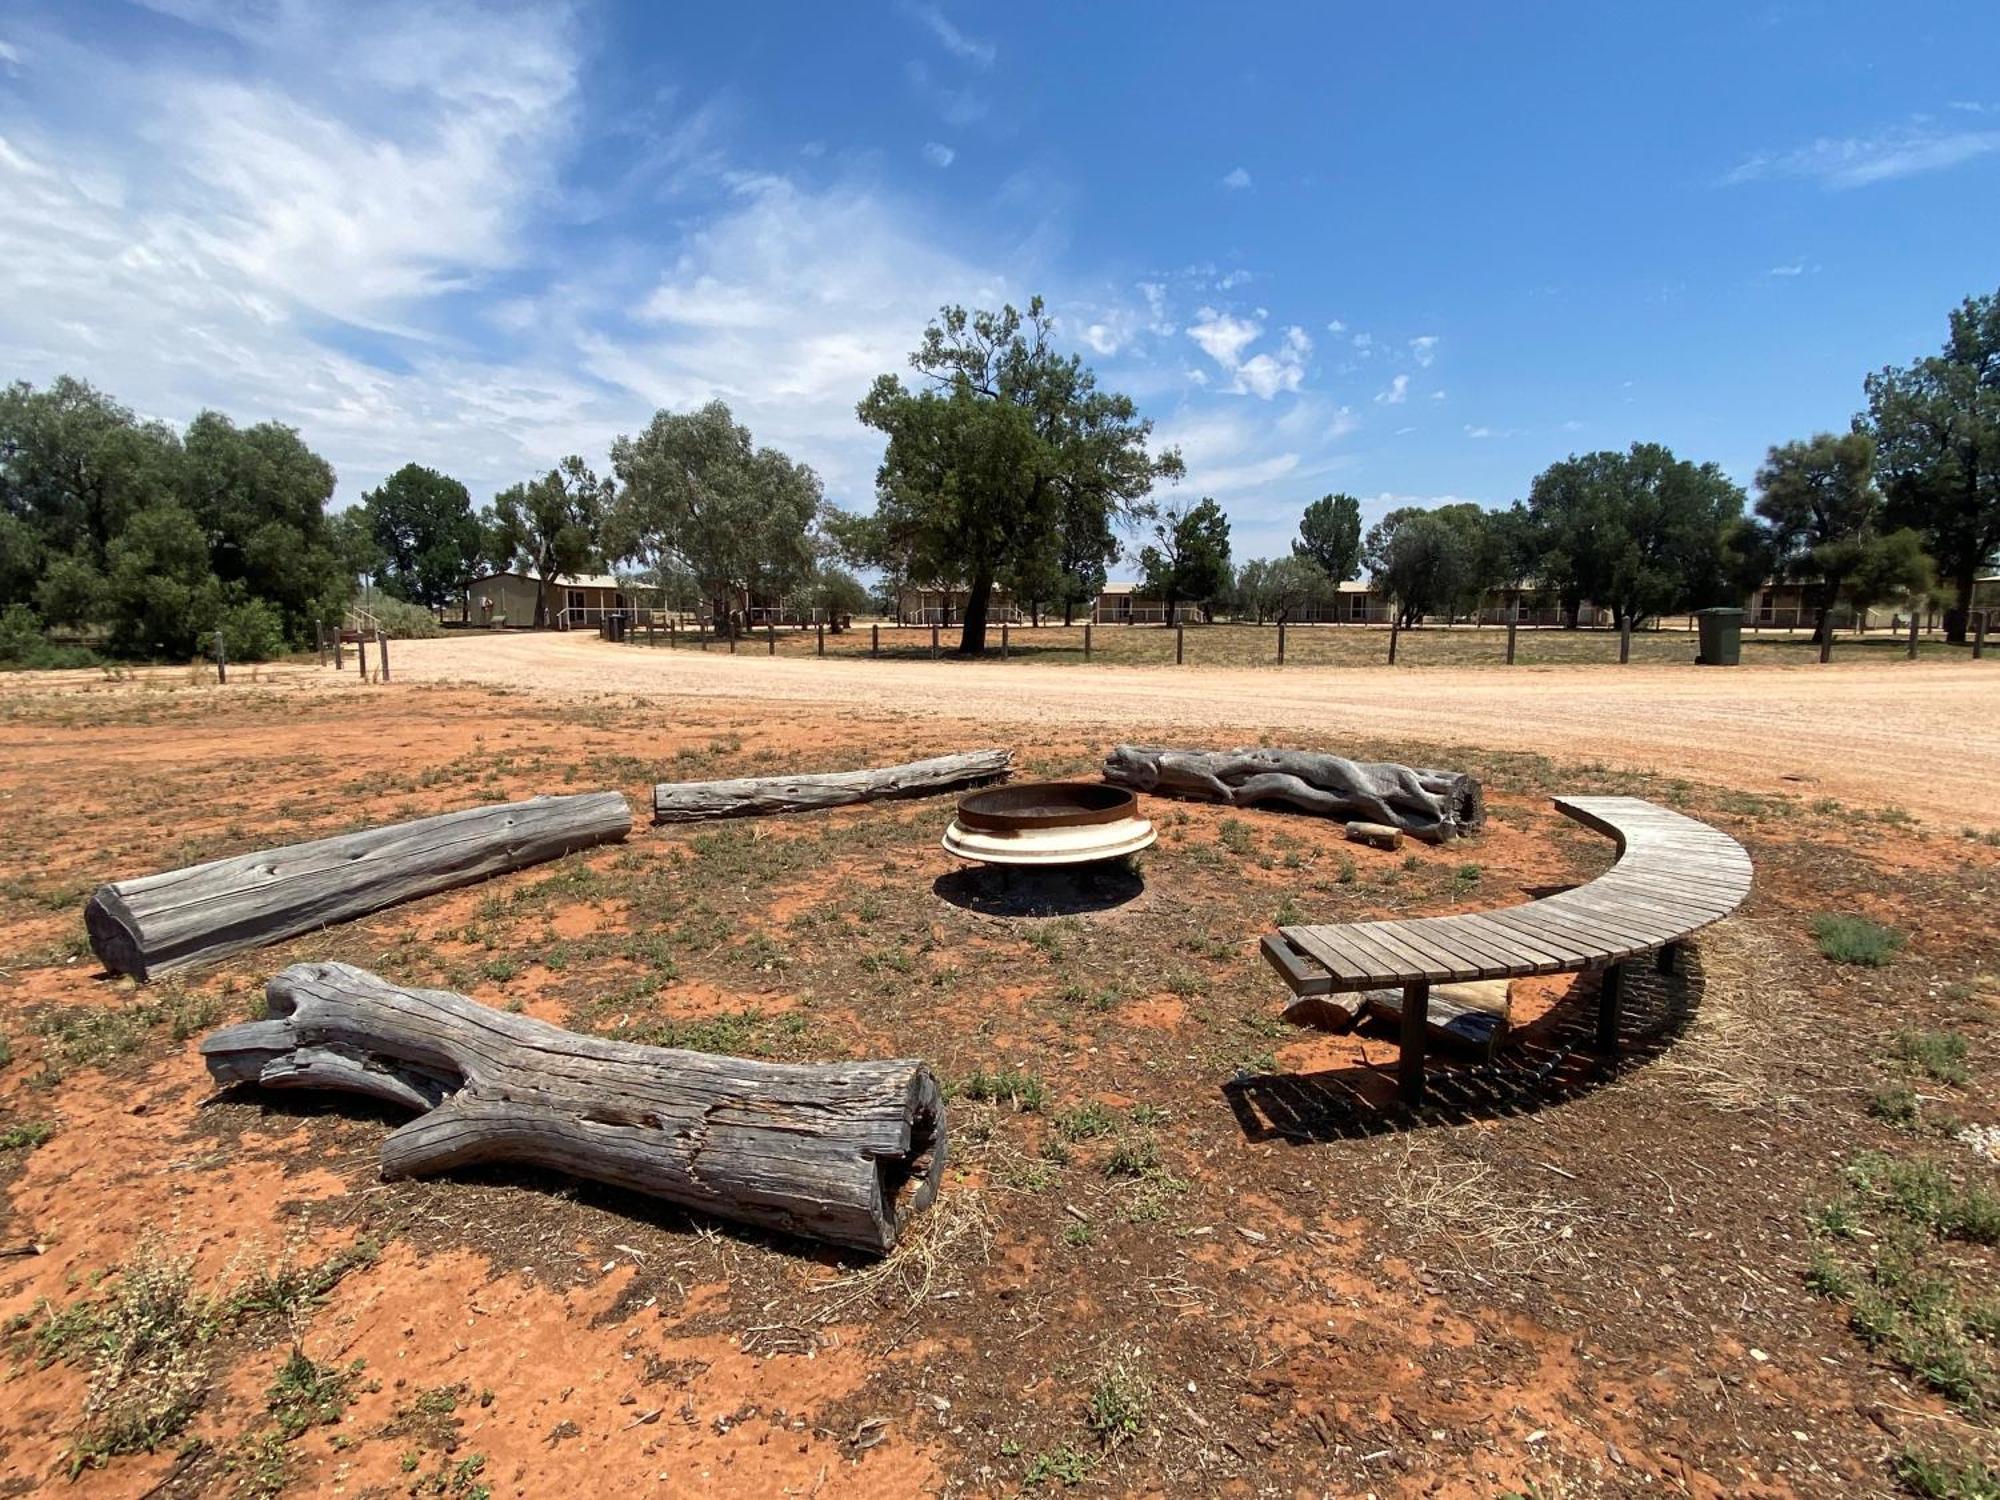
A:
[653, 749, 1011, 824]
[201, 963, 946, 1255]
[87, 792, 633, 982]
[1102, 745, 1483, 843]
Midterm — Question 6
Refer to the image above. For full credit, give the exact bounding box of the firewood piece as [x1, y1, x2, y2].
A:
[1360, 986, 1507, 1059]
[86, 793, 633, 983]
[653, 750, 1012, 824]
[1345, 821, 1404, 851]
[1281, 992, 1369, 1032]
[201, 963, 947, 1255]
[1102, 745, 1482, 843]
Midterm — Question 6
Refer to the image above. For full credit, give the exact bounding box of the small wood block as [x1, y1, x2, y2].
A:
[1281, 991, 1368, 1032]
[1434, 978, 1512, 1018]
[1345, 821, 1404, 851]
[1362, 986, 1507, 1060]
[1261, 933, 1334, 995]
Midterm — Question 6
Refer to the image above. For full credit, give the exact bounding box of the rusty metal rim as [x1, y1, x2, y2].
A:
[953, 781, 1138, 832]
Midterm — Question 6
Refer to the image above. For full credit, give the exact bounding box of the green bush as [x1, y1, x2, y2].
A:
[217, 599, 287, 662]
[364, 595, 443, 639]
[1812, 913, 1906, 967]
[0, 604, 99, 671]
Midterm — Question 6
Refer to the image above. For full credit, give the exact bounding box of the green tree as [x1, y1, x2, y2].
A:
[1754, 432, 1933, 644]
[362, 464, 480, 609]
[102, 504, 226, 656]
[802, 564, 871, 628]
[0, 376, 182, 573]
[1863, 289, 2000, 642]
[853, 297, 1181, 654]
[1245, 554, 1332, 623]
[604, 401, 823, 625]
[486, 457, 611, 628]
[1518, 444, 1744, 629]
[1138, 497, 1232, 623]
[1293, 493, 1363, 583]
[1365, 506, 1472, 627]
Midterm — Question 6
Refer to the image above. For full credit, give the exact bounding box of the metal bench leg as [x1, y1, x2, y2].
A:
[1655, 942, 1679, 975]
[1595, 963, 1625, 1053]
[1399, 981, 1429, 1107]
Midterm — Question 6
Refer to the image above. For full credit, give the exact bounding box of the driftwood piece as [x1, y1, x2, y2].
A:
[1103, 745, 1483, 843]
[1345, 821, 1404, 851]
[201, 963, 947, 1255]
[87, 793, 633, 982]
[653, 749, 1011, 824]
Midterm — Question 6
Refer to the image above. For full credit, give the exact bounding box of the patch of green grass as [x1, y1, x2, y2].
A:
[1101, 1135, 1159, 1179]
[1023, 1444, 1094, 1487]
[956, 1067, 1047, 1112]
[1054, 1102, 1116, 1142]
[607, 1010, 766, 1056]
[1084, 1363, 1149, 1449]
[266, 1346, 366, 1440]
[1811, 913, 1905, 967]
[31, 988, 226, 1084]
[1892, 1029, 1971, 1088]
[1216, 818, 1255, 857]
[1060, 1221, 1096, 1248]
[0, 1118, 55, 1149]
[230, 1239, 380, 1324]
[1869, 1083, 1922, 1127]
[1892, 1445, 2000, 1499]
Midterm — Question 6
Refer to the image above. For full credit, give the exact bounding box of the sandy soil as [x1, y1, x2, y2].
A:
[370, 633, 2000, 829]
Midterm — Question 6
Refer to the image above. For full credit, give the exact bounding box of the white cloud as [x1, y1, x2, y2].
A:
[1725, 120, 2000, 189]
[1375, 373, 1409, 405]
[1220, 166, 1252, 190]
[1187, 307, 1262, 368]
[1429, 389, 1446, 400]
[921, 141, 956, 168]
[1325, 318, 1346, 334]
[1766, 261, 1821, 277]
[1409, 334, 1439, 366]
[1351, 332, 1373, 354]
[906, 4, 996, 66]
[1464, 425, 1494, 439]
[1216, 268, 1252, 290]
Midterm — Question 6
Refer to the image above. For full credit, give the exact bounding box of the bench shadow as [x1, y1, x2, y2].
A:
[1222, 948, 1703, 1143]
[932, 861, 1145, 917]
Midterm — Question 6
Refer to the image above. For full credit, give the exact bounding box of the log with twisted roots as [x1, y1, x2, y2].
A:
[201, 963, 947, 1255]
[1102, 745, 1484, 843]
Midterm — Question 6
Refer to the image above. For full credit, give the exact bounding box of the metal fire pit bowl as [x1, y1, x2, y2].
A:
[942, 781, 1156, 867]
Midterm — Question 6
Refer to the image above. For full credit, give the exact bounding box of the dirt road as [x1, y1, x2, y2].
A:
[386, 633, 1999, 827]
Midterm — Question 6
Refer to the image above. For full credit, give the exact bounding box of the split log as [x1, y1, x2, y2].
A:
[201, 963, 946, 1255]
[87, 792, 632, 982]
[653, 749, 1011, 824]
[1361, 986, 1507, 1060]
[1345, 821, 1404, 851]
[1102, 745, 1483, 843]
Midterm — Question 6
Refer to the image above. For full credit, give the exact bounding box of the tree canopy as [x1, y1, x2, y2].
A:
[1293, 493, 1362, 583]
[1862, 287, 2000, 641]
[604, 400, 823, 625]
[1138, 497, 1232, 623]
[849, 297, 1181, 653]
[362, 463, 480, 610]
[1237, 554, 1331, 623]
[485, 457, 611, 628]
[1753, 431, 1931, 642]
[1365, 505, 1477, 627]
[1515, 444, 1744, 628]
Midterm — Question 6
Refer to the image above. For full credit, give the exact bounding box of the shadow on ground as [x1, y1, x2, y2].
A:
[931, 860, 1146, 918]
[1223, 947, 1704, 1141]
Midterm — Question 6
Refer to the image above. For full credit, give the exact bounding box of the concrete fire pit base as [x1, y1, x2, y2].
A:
[942, 782, 1157, 867]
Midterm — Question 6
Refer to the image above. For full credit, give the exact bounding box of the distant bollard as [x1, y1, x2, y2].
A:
[1506, 618, 1517, 665]
[378, 630, 390, 683]
[767, 620, 776, 656]
[315, 621, 327, 668]
[1084, 623, 1092, 660]
[931, 623, 940, 660]
[335, 633, 345, 670]
[214, 629, 227, 685]
[1976, 610, 1988, 661]
[871, 623, 880, 657]
[1175, 624, 1184, 664]
[1388, 615, 1401, 665]
[1277, 621, 1286, 665]
[817, 621, 825, 656]
[1001, 620, 1009, 660]
[1619, 618, 1631, 665]
[1819, 622, 1833, 664]
[1908, 613, 1919, 660]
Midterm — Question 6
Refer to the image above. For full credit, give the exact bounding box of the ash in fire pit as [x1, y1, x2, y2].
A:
[942, 781, 1156, 867]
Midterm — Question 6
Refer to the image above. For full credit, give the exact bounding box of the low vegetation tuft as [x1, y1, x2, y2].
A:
[1811, 913, 1905, 967]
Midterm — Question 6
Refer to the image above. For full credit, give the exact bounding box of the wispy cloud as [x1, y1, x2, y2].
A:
[921, 141, 955, 168]
[1185, 310, 1309, 399]
[1725, 119, 2000, 189]
[1186, 308, 1262, 368]
[1408, 334, 1439, 366]
[905, 4, 995, 67]
[1220, 165, 1252, 190]
[1374, 373, 1409, 405]
[1766, 261, 1820, 277]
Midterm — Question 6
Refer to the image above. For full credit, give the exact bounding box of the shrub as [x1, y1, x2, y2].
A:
[0, 604, 97, 671]
[365, 595, 444, 639]
[218, 599, 287, 662]
[1892, 1030, 1971, 1088]
[1812, 914, 1905, 967]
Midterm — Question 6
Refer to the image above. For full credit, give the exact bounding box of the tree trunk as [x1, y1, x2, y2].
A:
[202, 963, 947, 1255]
[654, 750, 1011, 823]
[957, 571, 993, 655]
[86, 792, 633, 982]
[1102, 745, 1484, 843]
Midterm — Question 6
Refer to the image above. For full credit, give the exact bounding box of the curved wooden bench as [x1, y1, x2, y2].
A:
[1261, 795, 1752, 1105]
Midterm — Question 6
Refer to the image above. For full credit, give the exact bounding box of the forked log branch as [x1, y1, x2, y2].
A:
[87, 792, 634, 981]
[1102, 745, 1483, 843]
[653, 749, 1011, 823]
[201, 963, 947, 1255]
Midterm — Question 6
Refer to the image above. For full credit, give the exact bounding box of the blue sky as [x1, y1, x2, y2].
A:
[2, 1, 1998, 563]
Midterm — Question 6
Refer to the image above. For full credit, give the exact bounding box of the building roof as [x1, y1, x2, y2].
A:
[469, 568, 622, 591]
[1098, 581, 1141, 596]
[1336, 579, 1378, 594]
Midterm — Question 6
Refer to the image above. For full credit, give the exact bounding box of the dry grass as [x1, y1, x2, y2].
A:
[1382, 1141, 1589, 1275]
[810, 1187, 994, 1321]
[1641, 921, 1811, 1116]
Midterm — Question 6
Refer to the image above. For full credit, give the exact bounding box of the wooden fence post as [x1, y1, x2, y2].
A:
[1388, 614, 1401, 665]
[1818, 612, 1833, 665]
[377, 630, 390, 683]
[1084, 622, 1092, 660]
[816, 621, 825, 656]
[315, 621, 326, 668]
[1175, 624, 1184, 665]
[931, 623, 940, 659]
[335, 632, 344, 671]
[214, 630, 227, 685]
[1277, 620, 1286, 665]
[729, 618, 737, 654]
[1505, 617, 1517, 665]
[871, 622, 880, 657]
[1000, 619, 1009, 660]
[767, 620, 776, 656]
[1976, 610, 1988, 660]
[1907, 612, 1919, 660]
[1618, 617, 1631, 665]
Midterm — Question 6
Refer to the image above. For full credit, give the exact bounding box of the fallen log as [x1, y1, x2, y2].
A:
[87, 792, 633, 982]
[653, 749, 1011, 824]
[1102, 745, 1483, 843]
[201, 963, 946, 1255]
